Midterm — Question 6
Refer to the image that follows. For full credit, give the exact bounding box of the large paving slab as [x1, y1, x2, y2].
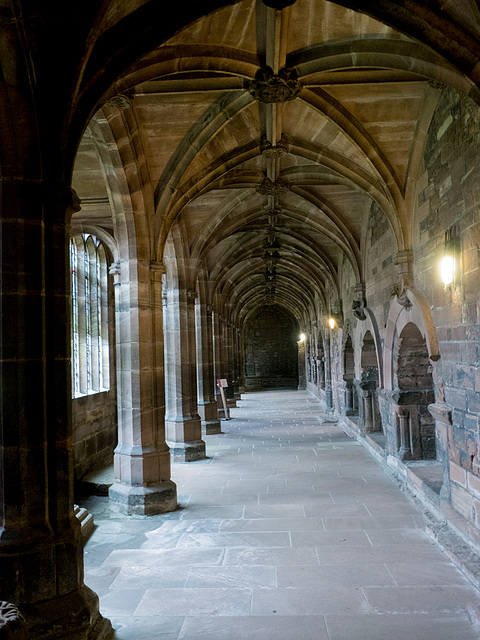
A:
[82, 390, 480, 639]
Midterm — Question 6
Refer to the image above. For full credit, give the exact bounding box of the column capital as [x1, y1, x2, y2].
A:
[150, 260, 167, 281]
[109, 260, 122, 283]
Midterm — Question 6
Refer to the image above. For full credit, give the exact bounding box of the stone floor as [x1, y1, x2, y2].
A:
[81, 390, 480, 639]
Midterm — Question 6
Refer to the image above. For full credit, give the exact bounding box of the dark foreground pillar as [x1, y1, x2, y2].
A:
[0, 180, 112, 638]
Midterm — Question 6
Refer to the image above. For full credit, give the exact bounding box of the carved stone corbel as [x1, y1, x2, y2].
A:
[352, 284, 367, 320]
[390, 275, 412, 309]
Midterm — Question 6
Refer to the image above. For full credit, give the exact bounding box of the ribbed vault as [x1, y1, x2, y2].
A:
[72, 0, 479, 329]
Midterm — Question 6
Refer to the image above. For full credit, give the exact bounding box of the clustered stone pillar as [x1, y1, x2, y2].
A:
[195, 301, 221, 434]
[0, 181, 111, 638]
[165, 287, 206, 461]
[109, 260, 177, 515]
[324, 334, 334, 411]
[297, 338, 307, 389]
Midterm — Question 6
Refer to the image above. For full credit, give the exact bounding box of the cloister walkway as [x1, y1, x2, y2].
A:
[82, 390, 480, 639]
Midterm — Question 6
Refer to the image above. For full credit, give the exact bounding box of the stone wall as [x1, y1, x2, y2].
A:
[72, 274, 117, 480]
[414, 88, 480, 526]
[72, 389, 117, 479]
[365, 202, 398, 327]
[328, 86, 480, 534]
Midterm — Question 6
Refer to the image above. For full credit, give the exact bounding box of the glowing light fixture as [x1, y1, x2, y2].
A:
[440, 225, 459, 289]
[299, 333, 306, 342]
[440, 255, 455, 286]
[328, 317, 335, 330]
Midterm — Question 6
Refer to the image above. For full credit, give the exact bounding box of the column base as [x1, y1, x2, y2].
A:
[202, 420, 222, 435]
[168, 440, 206, 462]
[109, 480, 177, 516]
[24, 585, 112, 640]
[198, 402, 221, 435]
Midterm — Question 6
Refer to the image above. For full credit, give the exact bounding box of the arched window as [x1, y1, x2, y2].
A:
[70, 234, 110, 397]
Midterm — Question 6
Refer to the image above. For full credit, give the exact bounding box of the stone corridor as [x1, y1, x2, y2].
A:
[82, 391, 480, 640]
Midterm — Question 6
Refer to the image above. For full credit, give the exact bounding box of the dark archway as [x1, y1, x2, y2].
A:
[343, 334, 359, 417]
[393, 322, 436, 460]
[359, 330, 382, 434]
[244, 305, 299, 389]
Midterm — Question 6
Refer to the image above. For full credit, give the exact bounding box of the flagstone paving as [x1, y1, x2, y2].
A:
[81, 390, 480, 639]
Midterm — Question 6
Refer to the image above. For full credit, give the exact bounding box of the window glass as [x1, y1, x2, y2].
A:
[70, 234, 110, 397]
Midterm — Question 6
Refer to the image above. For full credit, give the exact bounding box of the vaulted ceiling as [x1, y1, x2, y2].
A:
[71, 0, 476, 324]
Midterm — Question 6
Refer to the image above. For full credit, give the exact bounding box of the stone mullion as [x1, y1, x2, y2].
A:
[165, 287, 205, 461]
[196, 301, 221, 435]
[109, 259, 177, 515]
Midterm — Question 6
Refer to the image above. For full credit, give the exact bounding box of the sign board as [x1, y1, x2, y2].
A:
[217, 378, 228, 388]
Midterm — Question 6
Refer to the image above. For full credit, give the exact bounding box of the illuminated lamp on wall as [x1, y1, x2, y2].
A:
[328, 317, 336, 330]
[440, 225, 460, 288]
[299, 333, 306, 342]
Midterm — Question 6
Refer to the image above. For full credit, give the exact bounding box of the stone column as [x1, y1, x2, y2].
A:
[0, 181, 112, 638]
[196, 301, 221, 434]
[238, 326, 246, 392]
[397, 408, 412, 460]
[225, 322, 237, 407]
[165, 287, 206, 461]
[109, 260, 177, 515]
[344, 379, 355, 415]
[324, 335, 334, 411]
[363, 392, 374, 431]
[233, 327, 242, 399]
[297, 339, 306, 389]
[428, 401, 452, 502]
[213, 310, 225, 415]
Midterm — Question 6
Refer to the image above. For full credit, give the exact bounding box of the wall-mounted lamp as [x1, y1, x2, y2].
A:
[440, 225, 460, 288]
[328, 317, 336, 330]
[299, 333, 306, 342]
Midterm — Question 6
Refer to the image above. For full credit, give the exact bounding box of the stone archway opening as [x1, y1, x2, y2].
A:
[359, 330, 383, 436]
[343, 334, 359, 417]
[317, 331, 326, 391]
[393, 322, 436, 461]
[244, 305, 299, 390]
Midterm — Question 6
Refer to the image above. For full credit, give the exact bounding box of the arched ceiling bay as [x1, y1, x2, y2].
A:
[72, 0, 474, 325]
